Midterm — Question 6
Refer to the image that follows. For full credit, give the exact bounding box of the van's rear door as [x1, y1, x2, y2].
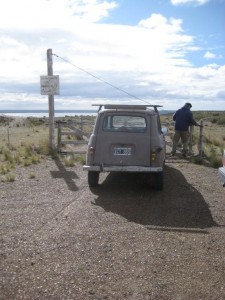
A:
[93, 113, 151, 166]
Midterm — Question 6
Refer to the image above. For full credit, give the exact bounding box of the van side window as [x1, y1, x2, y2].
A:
[157, 115, 162, 134]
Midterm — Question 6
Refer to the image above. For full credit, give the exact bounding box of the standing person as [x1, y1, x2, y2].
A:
[171, 103, 201, 157]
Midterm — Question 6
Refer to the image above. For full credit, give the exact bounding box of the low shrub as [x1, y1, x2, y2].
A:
[75, 155, 86, 165]
[29, 172, 36, 179]
[191, 156, 204, 165]
[206, 147, 223, 168]
[1, 173, 16, 182]
[63, 154, 76, 167]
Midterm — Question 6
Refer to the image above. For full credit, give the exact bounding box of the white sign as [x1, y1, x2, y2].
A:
[40, 75, 60, 95]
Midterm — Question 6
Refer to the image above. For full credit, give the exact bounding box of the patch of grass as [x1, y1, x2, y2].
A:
[23, 145, 33, 158]
[0, 163, 11, 175]
[0, 138, 51, 178]
[61, 153, 86, 167]
[0, 119, 69, 182]
[3, 150, 14, 163]
[0, 146, 5, 155]
[193, 111, 225, 126]
[217, 117, 225, 126]
[29, 172, 36, 179]
[23, 158, 33, 167]
[1, 173, 16, 182]
[191, 156, 204, 165]
[38, 139, 52, 156]
[63, 154, 76, 167]
[75, 155, 86, 165]
[205, 147, 223, 168]
[14, 152, 23, 164]
[208, 156, 222, 168]
[30, 155, 41, 164]
[212, 138, 224, 148]
[27, 117, 46, 127]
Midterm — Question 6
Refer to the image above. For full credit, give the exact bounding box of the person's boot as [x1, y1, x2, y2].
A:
[182, 150, 188, 157]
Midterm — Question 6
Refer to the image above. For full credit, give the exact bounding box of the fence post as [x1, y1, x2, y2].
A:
[198, 120, 204, 158]
[57, 122, 62, 152]
[80, 115, 83, 132]
[189, 126, 194, 155]
[7, 126, 10, 147]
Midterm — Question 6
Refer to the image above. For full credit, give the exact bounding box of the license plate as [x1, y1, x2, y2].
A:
[113, 147, 131, 155]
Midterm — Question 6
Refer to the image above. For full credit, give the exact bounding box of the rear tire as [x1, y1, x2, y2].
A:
[88, 171, 99, 187]
[154, 171, 163, 190]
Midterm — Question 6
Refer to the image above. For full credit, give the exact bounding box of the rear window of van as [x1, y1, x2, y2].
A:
[103, 115, 147, 133]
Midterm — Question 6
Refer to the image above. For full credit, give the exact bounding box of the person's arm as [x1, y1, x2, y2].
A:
[173, 112, 176, 121]
[190, 112, 202, 127]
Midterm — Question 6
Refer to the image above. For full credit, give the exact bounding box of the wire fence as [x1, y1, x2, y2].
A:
[167, 119, 224, 162]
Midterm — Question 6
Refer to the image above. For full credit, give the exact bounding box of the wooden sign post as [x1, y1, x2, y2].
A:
[47, 49, 55, 150]
[40, 49, 60, 150]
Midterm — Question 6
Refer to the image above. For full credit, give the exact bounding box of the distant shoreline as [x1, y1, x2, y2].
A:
[0, 110, 97, 118]
[0, 110, 97, 113]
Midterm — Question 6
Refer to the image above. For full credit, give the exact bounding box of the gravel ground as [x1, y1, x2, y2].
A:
[1, 151, 225, 299]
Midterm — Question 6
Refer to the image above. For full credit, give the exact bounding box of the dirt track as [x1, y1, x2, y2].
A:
[1, 152, 225, 299]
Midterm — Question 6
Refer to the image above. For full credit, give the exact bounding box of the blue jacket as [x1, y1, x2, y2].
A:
[173, 106, 197, 131]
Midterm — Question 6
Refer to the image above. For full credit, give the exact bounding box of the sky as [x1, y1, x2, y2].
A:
[0, 0, 225, 111]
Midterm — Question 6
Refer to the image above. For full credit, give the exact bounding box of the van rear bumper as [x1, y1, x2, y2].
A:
[83, 165, 163, 172]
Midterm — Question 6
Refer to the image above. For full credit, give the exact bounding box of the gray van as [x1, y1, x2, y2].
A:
[83, 104, 166, 190]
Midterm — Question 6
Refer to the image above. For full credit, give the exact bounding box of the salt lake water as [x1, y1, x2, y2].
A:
[0, 110, 97, 118]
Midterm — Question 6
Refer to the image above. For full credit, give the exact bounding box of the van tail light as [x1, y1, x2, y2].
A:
[89, 146, 95, 155]
[151, 148, 162, 162]
[151, 152, 157, 161]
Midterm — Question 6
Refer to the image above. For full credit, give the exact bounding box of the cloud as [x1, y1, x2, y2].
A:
[171, 0, 209, 6]
[71, 0, 118, 22]
[0, 0, 118, 29]
[137, 14, 195, 66]
[204, 51, 216, 59]
[0, 1, 224, 111]
[217, 90, 225, 100]
[203, 51, 223, 60]
[138, 13, 183, 33]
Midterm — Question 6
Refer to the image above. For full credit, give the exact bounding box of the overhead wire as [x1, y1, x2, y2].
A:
[52, 53, 151, 105]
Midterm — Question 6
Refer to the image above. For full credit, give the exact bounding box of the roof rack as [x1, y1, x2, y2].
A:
[92, 104, 163, 112]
